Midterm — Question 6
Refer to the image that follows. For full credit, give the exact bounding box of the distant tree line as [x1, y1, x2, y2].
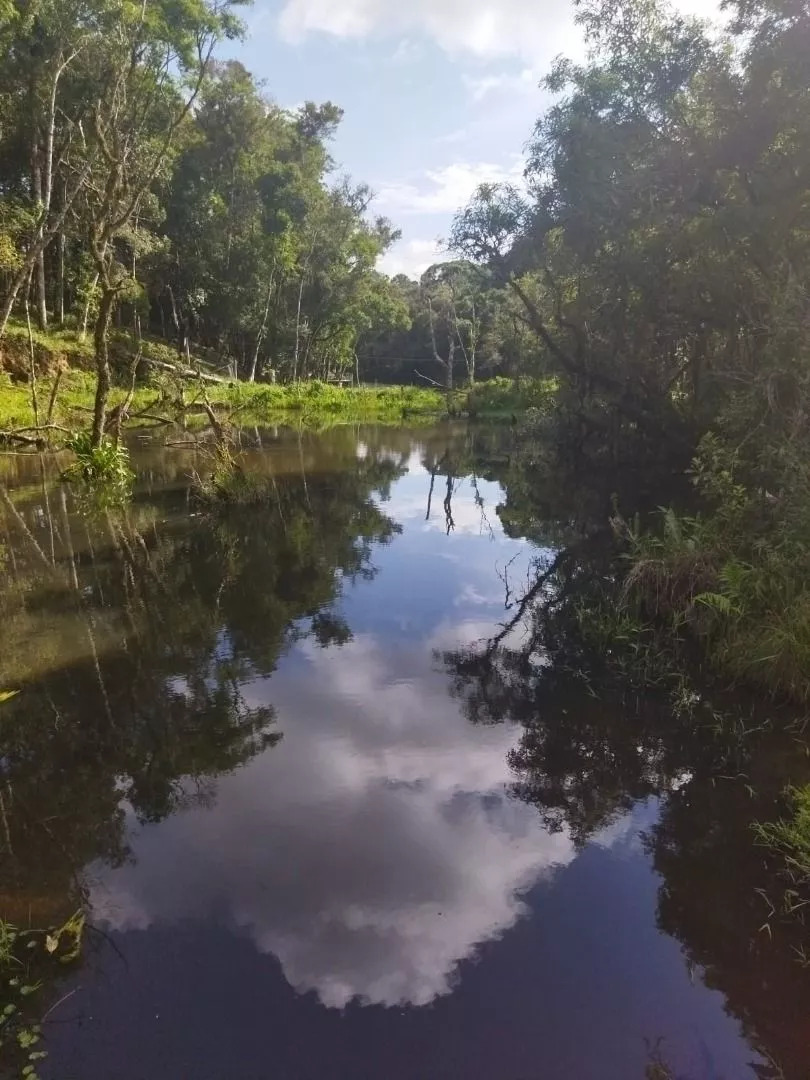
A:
[0, 0, 413, 442]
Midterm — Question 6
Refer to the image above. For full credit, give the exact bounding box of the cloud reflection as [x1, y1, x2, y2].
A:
[91, 635, 575, 1008]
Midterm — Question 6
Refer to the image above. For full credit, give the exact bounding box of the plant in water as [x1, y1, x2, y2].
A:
[754, 786, 810, 928]
[0, 911, 85, 1079]
[616, 445, 810, 705]
[194, 442, 271, 506]
[62, 430, 134, 495]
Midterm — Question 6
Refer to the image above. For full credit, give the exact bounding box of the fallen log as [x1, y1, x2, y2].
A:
[141, 356, 228, 385]
[0, 424, 72, 449]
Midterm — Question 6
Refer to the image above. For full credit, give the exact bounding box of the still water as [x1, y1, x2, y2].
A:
[0, 424, 806, 1079]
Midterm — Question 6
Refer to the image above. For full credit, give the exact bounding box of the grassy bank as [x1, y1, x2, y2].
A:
[1, 322, 554, 435]
[0, 369, 448, 435]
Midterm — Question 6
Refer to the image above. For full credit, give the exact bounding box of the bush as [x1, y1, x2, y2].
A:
[62, 431, 134, 496]
[619, 435, 810, 703]
[193, 444, 270, 506]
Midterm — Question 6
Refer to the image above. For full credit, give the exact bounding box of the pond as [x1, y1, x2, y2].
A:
[0, 423, 808, 1080]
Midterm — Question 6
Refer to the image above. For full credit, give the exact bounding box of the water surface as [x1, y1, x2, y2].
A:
[0, 425, 805, 1079]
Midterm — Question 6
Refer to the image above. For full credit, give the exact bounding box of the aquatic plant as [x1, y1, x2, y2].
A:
[0, 912, 85, 1080]
[755, 786, 810, 916]
[62, 430, 134, 496]
[193, 443, 270, 505]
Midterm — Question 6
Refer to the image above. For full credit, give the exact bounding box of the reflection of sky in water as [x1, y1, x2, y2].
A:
[94, 632, 576, 1008]
[76, 455, 762, 1080]
[91, 466, 563, 1010]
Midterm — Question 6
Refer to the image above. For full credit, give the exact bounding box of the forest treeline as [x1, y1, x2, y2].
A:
[446, 0, 810, 702]
[0, 0, 430, 442]
[0, 0, 527, 419]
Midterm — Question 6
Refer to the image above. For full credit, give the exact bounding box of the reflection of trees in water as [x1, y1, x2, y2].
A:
[438, 439, 810, 1080]
[0, 443, 404, 934]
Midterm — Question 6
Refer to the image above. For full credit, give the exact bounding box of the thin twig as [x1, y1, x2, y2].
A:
[42, 987, 81, 1022]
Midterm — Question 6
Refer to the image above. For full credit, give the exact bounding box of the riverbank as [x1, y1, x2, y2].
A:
[0, 370, 443, 437]
[0, 321, 553, 436]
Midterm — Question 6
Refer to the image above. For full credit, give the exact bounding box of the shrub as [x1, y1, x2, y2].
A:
[62, 431, 134, 496]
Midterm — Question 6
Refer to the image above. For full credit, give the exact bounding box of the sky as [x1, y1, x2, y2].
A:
[232, 0, 717, 280]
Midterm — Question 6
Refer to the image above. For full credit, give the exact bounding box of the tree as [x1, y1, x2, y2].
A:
[74, 0, 245, 446]
[0, 0, 102, 334]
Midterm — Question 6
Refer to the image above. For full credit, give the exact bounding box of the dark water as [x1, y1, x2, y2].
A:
[0, 425, 808, 1080]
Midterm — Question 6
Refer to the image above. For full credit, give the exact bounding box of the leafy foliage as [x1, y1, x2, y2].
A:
[445, 0, 810, 703]
[63, 430, 134, 496]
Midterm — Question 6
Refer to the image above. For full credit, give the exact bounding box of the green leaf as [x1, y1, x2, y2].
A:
[0, 690, 18, 704]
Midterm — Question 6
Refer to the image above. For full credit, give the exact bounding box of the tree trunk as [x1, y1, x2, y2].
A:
[35, 252, 48, 331]
[293, 275, 305, 382]
[91, 286, 116, 448]
[30, 110, 48, 331]
[32, 150, 48, 330]
[0, 159, 92, 338]
[80, 274, 99, 341]
[57, 229, 65, 326]
[249, 276, 274, 383]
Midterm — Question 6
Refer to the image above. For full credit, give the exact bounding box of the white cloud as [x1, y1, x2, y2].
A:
[278, 0, 579, 63]
[375, 159, 525, 277]
[90, 635, 576, 1010]
[376, 158, 524, 216]
[378, 238, 448, 278]
[463, 66, 540, 103]
[276, 0, 725, 64]
[390, 37, 423, 64]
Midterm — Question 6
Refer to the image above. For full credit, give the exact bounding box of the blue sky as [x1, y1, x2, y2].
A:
[232, 0, 715, 279]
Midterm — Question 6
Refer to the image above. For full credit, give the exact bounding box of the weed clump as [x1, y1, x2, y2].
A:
[615, 433, 810, 704]
[62, 431, 135, 503]
[193, 444, 271, 506]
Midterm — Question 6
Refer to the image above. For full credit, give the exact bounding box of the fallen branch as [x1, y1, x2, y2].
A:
[0, 424, 72, 448]
[0, 431, 45, 448]
[128, 412, 176, 426]
[142, 356, 227, 385]
[414, 369, 446, 389]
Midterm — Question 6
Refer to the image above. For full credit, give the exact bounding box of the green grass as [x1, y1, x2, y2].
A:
[0, 368, 447, 435]
[0, 368, 156, 433]
[2, 319, 95, 367]
[754, 785, 810, 930]
[619, 507, 810, 705]
[454, 376, 557, 419]
[216, 380, 445, 427]
[756, 786, 810, 882]
[1, 322, 555, 436]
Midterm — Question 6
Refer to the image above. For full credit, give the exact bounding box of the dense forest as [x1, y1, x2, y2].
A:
[0, 0, 526, 411]
[444, 0, 810, 707]
[0, 0, 416, 441]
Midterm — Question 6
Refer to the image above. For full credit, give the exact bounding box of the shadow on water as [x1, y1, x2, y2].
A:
[0, 422, 808, 1079]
